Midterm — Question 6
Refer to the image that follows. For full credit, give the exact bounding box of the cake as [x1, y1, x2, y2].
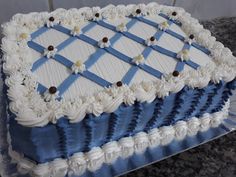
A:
[1, 3, 236, 177]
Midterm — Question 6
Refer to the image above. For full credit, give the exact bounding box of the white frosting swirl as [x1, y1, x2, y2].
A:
[187, 117, 200, 136]
[119, 137, 134, 158]
[134, 132, 149, 154]
[174, 120, 188, 140]
[159, 126, 175, 146]
[86, 147, 104, 172]
[102, 141, 121, 164]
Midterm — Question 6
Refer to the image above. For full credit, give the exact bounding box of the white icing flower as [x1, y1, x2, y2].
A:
[168, 11, 179, 20]
[102, 141, 121, 164]
[187, 117, 200, 136]
[92, 7, 102, 21]
[184, 35, 195, 45]
[44, 87, 59, 102]
[86, 147, 104, 172]
[44, 46, 58, 58]
[158, 21, 169, 31]
[116, 22, 127, 32]
[98, 37, 111, 48]
[119, 137, 135, 158]
[70, 26, 81, 36]
[132, 54, 145, 65]
[71, 60, 86, 74]
[17, 32, 31, 43]
[145, 36, 157, 46]
[46, 17, 59, 27]
[177, 49, 190, 61]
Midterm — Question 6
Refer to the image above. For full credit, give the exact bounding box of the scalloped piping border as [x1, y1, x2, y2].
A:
[8, 100, 230, 177]
[1, 3, 236, 127]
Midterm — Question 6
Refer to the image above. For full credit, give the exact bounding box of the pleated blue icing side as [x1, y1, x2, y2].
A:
[8, 79, 236, 163]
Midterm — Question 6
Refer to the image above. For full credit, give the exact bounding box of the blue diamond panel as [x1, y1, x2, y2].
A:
[27, 13, 211, 98]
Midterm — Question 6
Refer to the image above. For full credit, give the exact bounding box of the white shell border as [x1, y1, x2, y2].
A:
[1, 3, 236, 127]
[8, 101, 230, 177]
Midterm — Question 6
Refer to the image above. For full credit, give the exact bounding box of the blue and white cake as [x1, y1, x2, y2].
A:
[1, 3, 236, 177]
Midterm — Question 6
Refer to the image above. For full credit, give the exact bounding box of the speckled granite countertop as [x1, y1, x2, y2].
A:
[120, 17, 236, 177]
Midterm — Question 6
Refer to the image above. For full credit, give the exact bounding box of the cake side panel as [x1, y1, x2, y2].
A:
[8, 80, 235, 163]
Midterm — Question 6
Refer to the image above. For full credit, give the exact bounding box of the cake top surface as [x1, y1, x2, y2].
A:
[2, 3, 236, 127]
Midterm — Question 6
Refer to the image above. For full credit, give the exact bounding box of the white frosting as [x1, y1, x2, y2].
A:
[8, 103, 229, 177]
[116, 23, 127, 32]
[132, 54, 145, 65]
[177, 49, 190, 61]
[44, 90, 59, 102]
[71, 61, 86, 74]
[145, 37, 157, 46]
[187, 117, 200, 136]
[98, 40, 111, 48]
[1, 3, 235, 127]
[44, 48, 58, 58]
[158, 21, 170, 31]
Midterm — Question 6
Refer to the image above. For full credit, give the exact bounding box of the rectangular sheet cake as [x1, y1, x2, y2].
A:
[1, 3, 236, 177]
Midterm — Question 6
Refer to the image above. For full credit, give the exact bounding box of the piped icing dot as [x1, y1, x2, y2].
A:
[116, 81, 123, 87]
[132, 54, 145, 65]
[172, 71, 180, 77]
[71, 60, 86, 74]
[49, 86, 57, 94]
[172, 11, 177, 16]
[49, 16, 55, 22]
[102, 37, 109, 43]
[47, 45, 54, 51]
[150, 36, 155, 41]
[95, 13, 100, 17]
[189, 34, 195, 39]
[136, 9, 141, 14]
